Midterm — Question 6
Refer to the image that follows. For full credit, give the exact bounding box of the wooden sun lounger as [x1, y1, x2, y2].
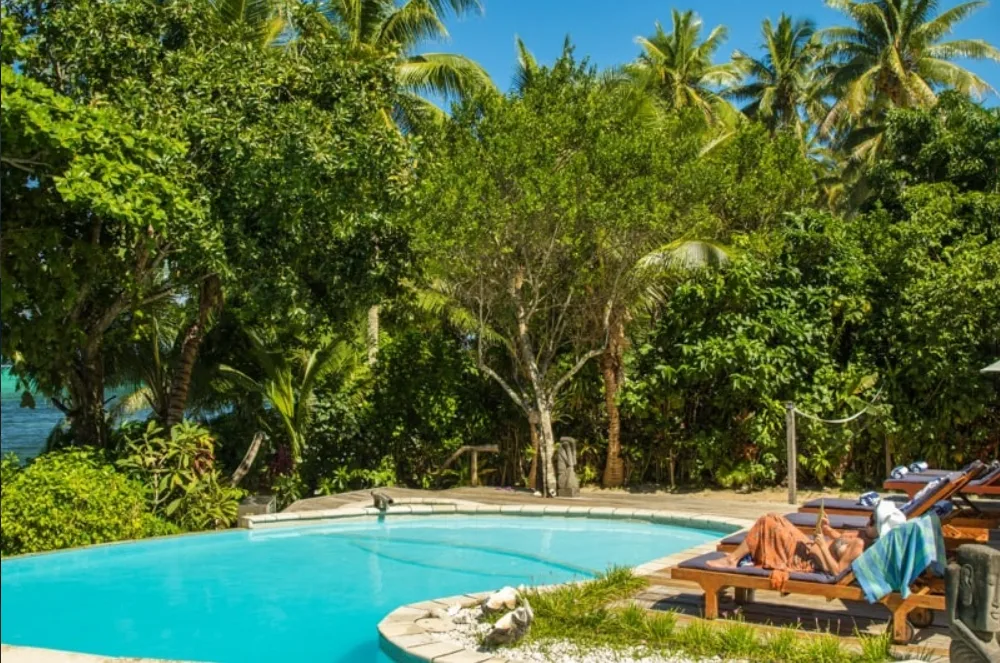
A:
[883, 461, 990, 497]
[800, 463, 998, 518]
[670, 551, 944, 644]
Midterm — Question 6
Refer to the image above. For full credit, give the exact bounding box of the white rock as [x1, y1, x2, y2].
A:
[482, 585, 519, 613]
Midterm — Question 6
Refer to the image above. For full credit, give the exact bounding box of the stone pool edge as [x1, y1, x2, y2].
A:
[240, 501, 750, 663]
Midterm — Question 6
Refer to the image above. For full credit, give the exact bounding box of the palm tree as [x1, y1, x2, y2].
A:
[629, 9, 740, 124]
[211, 0, 496, 130]
[600, 240, 730, 488]
[821, 0, 1000, 159]
[219, 333, 361, 466]
[729, 14, 827, 137]
[319, 0, 495, 130]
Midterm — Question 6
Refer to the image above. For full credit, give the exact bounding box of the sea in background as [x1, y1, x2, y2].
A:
[1, 366, 67, 461]
[1, 366, 146, 461]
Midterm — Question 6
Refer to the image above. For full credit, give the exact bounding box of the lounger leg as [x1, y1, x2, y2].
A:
[734, 588, 755, 605]
[702, 582, 721, 619]
[885, 599, 914, 644]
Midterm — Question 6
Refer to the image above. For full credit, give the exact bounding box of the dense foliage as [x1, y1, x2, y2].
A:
[1, 0, 997, 548]
[0, 449, 178, 556]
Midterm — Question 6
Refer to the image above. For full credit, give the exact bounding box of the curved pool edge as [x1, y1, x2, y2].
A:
[2, 501, 752, 662]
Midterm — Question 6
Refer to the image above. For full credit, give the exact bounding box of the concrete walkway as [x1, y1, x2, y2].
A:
[287, 485, 800, 522]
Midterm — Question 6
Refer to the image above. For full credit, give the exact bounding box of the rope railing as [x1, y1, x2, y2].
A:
[784, 387, 884, 504]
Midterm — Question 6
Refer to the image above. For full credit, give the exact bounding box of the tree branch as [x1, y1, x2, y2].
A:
[479, 361, 529, 413]
[552, 347, 605, 397]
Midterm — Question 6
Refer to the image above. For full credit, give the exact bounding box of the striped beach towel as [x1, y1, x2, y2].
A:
[851, 514, 946, 603]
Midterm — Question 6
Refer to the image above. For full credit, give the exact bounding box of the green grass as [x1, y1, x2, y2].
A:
[507, 567, 903, 662]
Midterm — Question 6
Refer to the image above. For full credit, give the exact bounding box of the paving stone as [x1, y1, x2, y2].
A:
[406, 641, 465, 660]
[434, 650, 496, 663]
[388, 632, 437, 649]
[415, 617, 456, 633]
[379, 622, 428, 638]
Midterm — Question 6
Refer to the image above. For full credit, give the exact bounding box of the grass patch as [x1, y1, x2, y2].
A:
[511, 567, 901, 662]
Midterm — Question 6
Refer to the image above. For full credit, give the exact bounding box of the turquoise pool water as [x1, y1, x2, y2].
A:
[0, 515, 718, 662]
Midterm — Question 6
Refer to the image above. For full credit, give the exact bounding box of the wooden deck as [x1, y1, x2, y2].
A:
[288, 486, 952, 659]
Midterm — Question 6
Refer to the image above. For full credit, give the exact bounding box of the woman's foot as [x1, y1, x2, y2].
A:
[706, 556, 736, 569]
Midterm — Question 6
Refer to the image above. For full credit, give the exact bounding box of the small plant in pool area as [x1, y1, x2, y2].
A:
[483, 568, 904, 662]
[0, 448, 178, 556]
[117, 421, 244, 530]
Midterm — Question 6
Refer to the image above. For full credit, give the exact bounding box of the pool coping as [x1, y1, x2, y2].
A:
[1, 500, 751, 663]
[240, 499, 750, 663]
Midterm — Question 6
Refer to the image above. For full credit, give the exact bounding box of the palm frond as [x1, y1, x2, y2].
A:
[396, 52, 496, 99]
[377, 0, 450, 51]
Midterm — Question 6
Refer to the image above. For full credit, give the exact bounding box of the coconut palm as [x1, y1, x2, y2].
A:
[211, 0, 496, 130]
[629, 9, 740, 124]
[320, 0, 495, 130]
[729, 14, 827, 137]
[820, 0, 1000, 159]
[600, 240, 730, 488]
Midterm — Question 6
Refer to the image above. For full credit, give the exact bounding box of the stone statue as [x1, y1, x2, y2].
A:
[371, 491, 394, 512]
[945, 544, 1000, 663]
[484, 601, 533, 647]
[556, 436, 580, 498]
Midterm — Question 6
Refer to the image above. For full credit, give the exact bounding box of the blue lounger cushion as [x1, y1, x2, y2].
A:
[677, 551, 852, 584]
[801, 496, 908, 513]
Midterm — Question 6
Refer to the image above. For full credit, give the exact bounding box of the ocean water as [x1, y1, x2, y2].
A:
[1, 367, 65, 460]
[0, 367, 147, 460]
[0, 516, 719, 662]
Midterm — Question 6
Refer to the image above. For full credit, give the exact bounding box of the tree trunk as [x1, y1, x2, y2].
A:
[165, 276, 221, 427]
[68, 348, 108, 448]
[367, 304, 380, 366]
[527, 410, 541, 492]
[536, 398, 558, 497]
[230, 431, 265, 487]
[601, 314, 626, 488]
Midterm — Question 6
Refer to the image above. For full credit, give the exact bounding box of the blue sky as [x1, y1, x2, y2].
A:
[433, 0, 1000, 104]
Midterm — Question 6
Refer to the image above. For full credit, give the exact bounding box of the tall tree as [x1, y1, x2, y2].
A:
[319, 0, 495, 130]
[729, 14, 826, 137]
[821, 0, 1000, 159]
[1, 63, 215, 447]
[629, 9, 740, 124]
[5, 1, 415, 442]
[599, 241, 730, 488]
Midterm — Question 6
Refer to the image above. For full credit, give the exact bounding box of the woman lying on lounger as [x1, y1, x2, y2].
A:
[706, 512, 877, 576]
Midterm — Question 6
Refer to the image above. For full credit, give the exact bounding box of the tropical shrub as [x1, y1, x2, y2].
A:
[1, 448, 177, 556]
[117, 421, 243, 530]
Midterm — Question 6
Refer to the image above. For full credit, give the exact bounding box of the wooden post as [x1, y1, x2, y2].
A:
[470, 449, 479, 487]
[785, 402, 797, 505]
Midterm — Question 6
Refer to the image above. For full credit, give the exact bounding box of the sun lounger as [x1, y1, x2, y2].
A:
[718, 468, 995, 554]
[883, 460, 990, 497]
[671, 551, 943, 644]
[800, 465, 1000, 516]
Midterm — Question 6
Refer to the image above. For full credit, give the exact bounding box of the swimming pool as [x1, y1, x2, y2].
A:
[1, 515, 719, 662]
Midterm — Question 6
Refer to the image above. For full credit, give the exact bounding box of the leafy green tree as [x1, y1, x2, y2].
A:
[5, 0, 415, 446]
[419, 54, 713, 495]
[324, 0, 495, 128]
[629, 9, 740, 124]
[821, 0, 1000, 160]
[1, 64, 215, 448]
[730, 14, 826, 137]
[854, 94, 1000, 465]
[599, 240, 730, 488]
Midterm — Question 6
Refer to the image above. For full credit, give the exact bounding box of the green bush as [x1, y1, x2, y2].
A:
[117, 420, 244, 530]
[1, 448, 177, 556]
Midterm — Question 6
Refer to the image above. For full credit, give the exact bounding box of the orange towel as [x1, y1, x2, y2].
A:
[743, 513, 817, 591]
